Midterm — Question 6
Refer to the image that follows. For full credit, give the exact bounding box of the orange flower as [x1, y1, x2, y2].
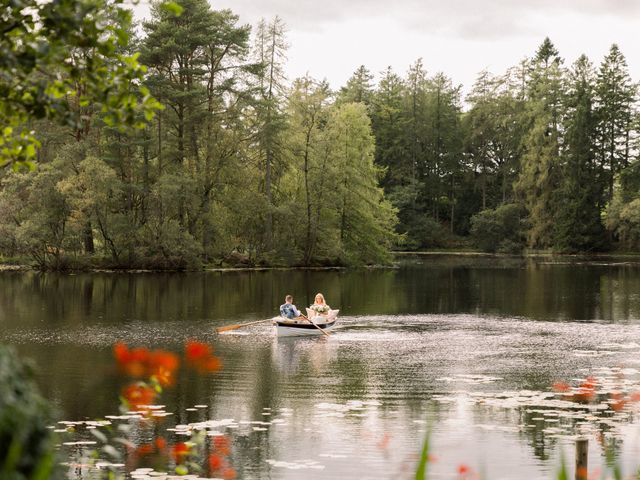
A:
[221, 467, 237, 479]
[457, 464, 469, 475]
[580, 376, 597, 390]
[122, 383, 157, 411]
[574, 390, 595, 403]
[610, 391, 626, 412]
[172, 442, 190, 463]
[150, 350, 180, 372]
[213, 436, 231, 456]
[203, 356, 222, 372]
[151, 365, 176, 387]
[552, 382, 571, 393]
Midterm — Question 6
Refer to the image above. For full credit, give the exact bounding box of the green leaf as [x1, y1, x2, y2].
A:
[415, 427, 430, 479]
[24, 143, 36, 158]
[160, 1, 183, 16]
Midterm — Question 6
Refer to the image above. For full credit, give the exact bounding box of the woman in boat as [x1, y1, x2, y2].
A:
[309, 293, 331, 322]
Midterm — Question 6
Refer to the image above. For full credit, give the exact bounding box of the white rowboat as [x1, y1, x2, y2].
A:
[273, 309, 339, 337]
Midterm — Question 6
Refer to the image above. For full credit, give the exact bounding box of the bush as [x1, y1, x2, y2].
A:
[607, 197, 640, 250]
[405, 217, 455, 250]
[0, 345, 59, 480]
[470, 204, 527, 253]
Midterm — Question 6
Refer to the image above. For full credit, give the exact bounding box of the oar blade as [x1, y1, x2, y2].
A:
[216, 324, 240, 333]
[216, 318, 273, 333]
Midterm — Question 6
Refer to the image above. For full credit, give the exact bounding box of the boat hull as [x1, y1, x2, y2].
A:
[274, 319, 337, 337]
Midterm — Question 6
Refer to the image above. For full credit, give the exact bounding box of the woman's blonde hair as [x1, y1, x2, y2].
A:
[314, 293, 326, 305]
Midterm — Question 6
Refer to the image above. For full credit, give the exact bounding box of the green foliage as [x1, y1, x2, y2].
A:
[595, 44, 637, 202]
[327, 102, 399, 265]
[0, 345, 59, 480]
[554, 55, 607, 253]
[515, 38, 565, 249]
[470, 204, 527, 253]
[3, 0, 640, 267]
[0, 0, 163, 169]
[606, 194, 640, 250]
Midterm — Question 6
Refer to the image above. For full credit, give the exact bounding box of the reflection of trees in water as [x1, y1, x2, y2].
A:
[518, 409, 557, 461]
[2, 260, 640, 328]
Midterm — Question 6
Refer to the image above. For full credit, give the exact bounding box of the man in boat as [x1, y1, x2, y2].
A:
[279, 295, 302, 321]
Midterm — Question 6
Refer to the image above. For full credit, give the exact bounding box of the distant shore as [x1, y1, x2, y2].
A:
[3, 249, 640, 273]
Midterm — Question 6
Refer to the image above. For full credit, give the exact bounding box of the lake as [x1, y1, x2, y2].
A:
[3, 254, 640, 479]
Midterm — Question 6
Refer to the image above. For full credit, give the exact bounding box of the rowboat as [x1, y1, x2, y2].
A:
[273, 309, 339, 337]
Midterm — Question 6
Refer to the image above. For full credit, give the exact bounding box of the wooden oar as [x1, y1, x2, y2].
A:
[216, 318, 273, 333]
[301, 314, 330, 337]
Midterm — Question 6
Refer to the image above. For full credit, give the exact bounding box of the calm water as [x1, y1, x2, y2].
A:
[3, 254, 640, 479]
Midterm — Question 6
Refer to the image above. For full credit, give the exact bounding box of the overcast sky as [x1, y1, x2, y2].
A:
[135, 0, 640, 95]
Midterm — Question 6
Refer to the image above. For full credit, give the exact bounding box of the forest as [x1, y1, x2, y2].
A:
[1, 0, 639, 269]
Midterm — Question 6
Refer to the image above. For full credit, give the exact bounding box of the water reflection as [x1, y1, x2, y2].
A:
[2, 256, 640, 477]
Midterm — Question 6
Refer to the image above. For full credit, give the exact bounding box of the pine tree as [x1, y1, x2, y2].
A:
[595, 44, 637, 202]
[370, 67, 407, 189]
[554, 55, 606, 252]
[337, 65, 374, 108]
[515, 38, 565, 248]
[252, 17, 288, 252]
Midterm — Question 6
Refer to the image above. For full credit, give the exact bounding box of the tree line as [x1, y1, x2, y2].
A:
[361, 38, 639, 254]
[1, 0, 639, 270]
[0, 0, 396, 269]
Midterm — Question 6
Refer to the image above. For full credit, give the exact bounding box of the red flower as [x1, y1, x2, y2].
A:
[209, 453, 223, 471]
[114, 343, 131, 363]
[172, 442, 190, 463]
[129, 347, 150, 363]
[457, 464, 470, 475]
[122, 383, 157, 411]
[136, 443, 153, 456]
[185, 341, 222, 373]
[155, 436, 167, 451]
[185, 341, 212, 362]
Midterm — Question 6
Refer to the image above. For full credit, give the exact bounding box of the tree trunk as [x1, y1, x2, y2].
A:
[83, 222, 94, 254]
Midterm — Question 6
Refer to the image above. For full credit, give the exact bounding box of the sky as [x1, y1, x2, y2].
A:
[134, 0, 640, 96]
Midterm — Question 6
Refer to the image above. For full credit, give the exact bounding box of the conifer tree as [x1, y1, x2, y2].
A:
[515, 38, 565, 248]
[595, 44, 637, 202]
[554, 55, 606, 252]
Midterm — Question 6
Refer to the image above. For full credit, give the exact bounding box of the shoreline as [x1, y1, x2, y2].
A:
[3, 250, 640, 273]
